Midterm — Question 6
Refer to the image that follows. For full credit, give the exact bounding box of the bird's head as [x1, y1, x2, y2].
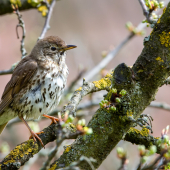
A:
[31, 36, 76, 64]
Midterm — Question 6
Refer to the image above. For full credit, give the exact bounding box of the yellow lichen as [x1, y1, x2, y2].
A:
[126, 110, 133, 116]
[93, 72, 113, 90]
[64, 145, 71, 153]
[156, 56, 164, 62]
[10, 0, 21, 6]
[48, 163, 57, 170]
[141, 127, 149, 136]
[137, 69, 143, 73]
[157, 7, 166, 24]
[76, 87, 82, 91]
[3, 139, 39, 165]
[159, 31, 170, 47]
[128, 127, 149, 136]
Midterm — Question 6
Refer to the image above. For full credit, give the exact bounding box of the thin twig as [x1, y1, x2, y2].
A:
[138, 0, 156, 24]
[149, 101, 170, 111]
[57, 156, 96, 170]
[0, 68, 13, 76]
[12, 4, 27, 58]
[39, 0, 57, 40]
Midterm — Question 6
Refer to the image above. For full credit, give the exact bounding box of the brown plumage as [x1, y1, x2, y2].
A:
[0, 36, 76, 147]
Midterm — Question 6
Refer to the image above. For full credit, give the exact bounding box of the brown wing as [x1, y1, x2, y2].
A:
[0, 57, 38, 114]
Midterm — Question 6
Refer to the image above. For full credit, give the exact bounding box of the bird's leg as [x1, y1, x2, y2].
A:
[43, 114, 59, 125]
[19, 116, 45, 148]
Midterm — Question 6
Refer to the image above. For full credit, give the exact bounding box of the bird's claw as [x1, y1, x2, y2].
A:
[29, 130, 45, 148]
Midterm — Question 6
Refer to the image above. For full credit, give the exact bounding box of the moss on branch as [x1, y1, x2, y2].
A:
[0, 123, 64, 169]
[124, 127, 160, 153]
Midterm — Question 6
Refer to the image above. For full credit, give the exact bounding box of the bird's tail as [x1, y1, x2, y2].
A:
[0, 122, 8, 134]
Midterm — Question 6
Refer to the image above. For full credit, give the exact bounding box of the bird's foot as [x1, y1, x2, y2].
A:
[127, 114, 153, 133]
[43, 114, 59, 125]
[29, 130, 45, 148]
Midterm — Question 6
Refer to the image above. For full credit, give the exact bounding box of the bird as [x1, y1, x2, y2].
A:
[0, 36, 76, 147]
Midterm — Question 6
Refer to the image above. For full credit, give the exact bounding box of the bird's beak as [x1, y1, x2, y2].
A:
[62, 45, 77, 51]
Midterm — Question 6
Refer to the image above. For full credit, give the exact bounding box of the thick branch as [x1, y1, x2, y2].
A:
[0, 0, 35, 16]
[0, 123, 79, 170]
[50, 5, 170, 170]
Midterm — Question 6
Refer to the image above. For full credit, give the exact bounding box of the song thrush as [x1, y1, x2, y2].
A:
[0, 36, 76, 147]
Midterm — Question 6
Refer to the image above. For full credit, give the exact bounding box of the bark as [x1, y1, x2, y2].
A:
[0, 0, 35, 15]
[49, 4, 170, 170]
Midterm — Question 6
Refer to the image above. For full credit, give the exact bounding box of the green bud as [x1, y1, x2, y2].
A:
[119, 89, 127, 96]
[149, 145, 157, 155]
[86, 128, 93, 135]
[117, 147, 125, 158]
[142, 20, 147, 23]
[141, 156, 148, 163]
[115, 97, 121, 103]
[167, 140, 170, 146]
[163, 135, 169, 143]
[156, 138, 162, 145]
[78, 119, 86, 126]
[132, 28, 137, 34]
[0, 142, 10, 153]
[138, 145, 145, 152]
[125, 22, 133, 29]
[112, 88, 117, 94]
[81, 119, 86, 126]
[66, 115, 74, 123]
[83, 127, 89, 133]
[117, 147, 124, 154]
[110, 106, 116, 111]
[139, 30, 146, 36]
[152, 13, 158, 19]
[159, 1, 164, 8]
[147, 24, 150, 27]
[153, 0, 159, 7]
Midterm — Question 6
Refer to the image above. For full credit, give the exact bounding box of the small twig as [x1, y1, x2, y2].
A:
[149, 101, 170, 111]
[56, 156, 96, 170]
[12, 4, 27, 58]
[39, 0, 57, 40]
[0, 68, 13, 76]
[138, 0, 156, 24]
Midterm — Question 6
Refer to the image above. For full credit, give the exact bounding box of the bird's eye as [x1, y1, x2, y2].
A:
[51, 47, 56, 51]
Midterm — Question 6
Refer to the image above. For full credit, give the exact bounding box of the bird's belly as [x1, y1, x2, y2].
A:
[13, 73, 66, 120]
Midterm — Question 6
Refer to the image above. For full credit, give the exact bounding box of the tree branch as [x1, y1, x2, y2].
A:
[49, 4, 170, 169]
[0, 0, 36, 16]
[39, 0, 57, 40]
